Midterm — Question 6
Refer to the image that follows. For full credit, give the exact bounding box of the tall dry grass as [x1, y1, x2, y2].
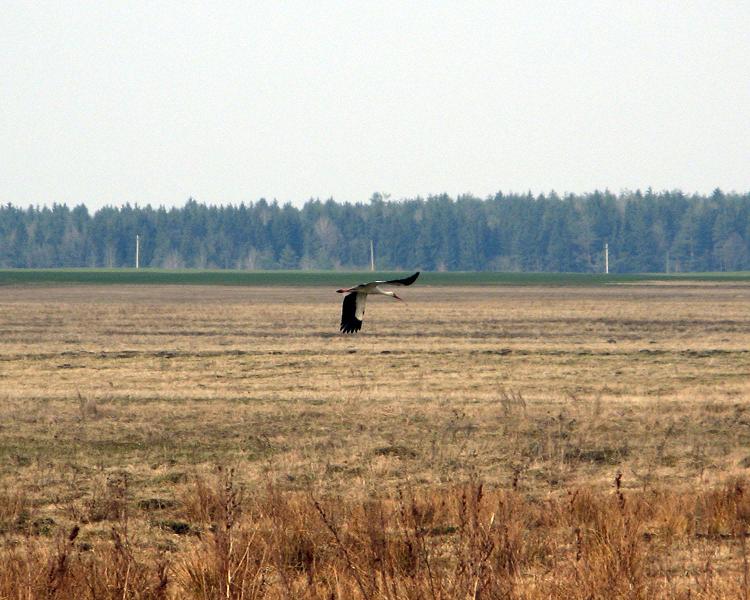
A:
[2, 471, 750, 598]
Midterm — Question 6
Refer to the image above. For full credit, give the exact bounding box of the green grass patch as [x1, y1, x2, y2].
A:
[1, 268, 750, 287]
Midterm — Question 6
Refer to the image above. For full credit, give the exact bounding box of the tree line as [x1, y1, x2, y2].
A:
[1, 189, 749, 272]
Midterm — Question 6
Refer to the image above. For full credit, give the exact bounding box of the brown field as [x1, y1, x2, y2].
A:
[2, 282, 750, 598]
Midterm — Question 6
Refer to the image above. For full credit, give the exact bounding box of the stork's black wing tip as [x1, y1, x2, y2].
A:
[386, 271, 420, 286]
[340, 318, 363, 334]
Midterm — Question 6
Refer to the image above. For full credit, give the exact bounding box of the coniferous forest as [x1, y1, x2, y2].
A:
[1, 190, 749, 272]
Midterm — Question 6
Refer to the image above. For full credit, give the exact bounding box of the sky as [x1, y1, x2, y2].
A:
[2, 1, 749, 210]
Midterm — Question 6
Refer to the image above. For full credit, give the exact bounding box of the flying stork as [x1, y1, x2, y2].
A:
[337, 272, 420, 333]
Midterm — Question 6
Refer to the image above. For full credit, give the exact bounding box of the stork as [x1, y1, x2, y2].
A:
[336, 272, 420, 333]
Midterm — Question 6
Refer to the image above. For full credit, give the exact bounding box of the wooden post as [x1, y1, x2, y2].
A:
[370, 240, 375, 271]
[604, 243, 609, 274]
[136, 235, 140, 269]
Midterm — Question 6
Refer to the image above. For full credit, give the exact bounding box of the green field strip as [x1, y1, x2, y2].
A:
[1, 268, 750, 287]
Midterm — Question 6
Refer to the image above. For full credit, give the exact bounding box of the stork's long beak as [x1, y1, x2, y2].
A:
[336, 288, 350, 293]
[393, 293, 403, 301]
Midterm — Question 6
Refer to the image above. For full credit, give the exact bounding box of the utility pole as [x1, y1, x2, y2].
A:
[604, 243, 609, 274]
[136, 235, 140, 269]
[370, 240, 375, 271]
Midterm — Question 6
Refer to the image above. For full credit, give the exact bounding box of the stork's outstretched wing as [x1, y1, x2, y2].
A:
[340, 292, 367, 333]
[380, 271, 420, 286]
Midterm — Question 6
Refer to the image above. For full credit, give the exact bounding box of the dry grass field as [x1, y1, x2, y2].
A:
[1, 281, 750, 598]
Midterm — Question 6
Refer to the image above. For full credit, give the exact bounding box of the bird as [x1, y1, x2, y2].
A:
[336, 272, 420, 333]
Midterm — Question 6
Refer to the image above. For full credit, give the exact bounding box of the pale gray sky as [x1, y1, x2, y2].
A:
[2, 1, 749, 210]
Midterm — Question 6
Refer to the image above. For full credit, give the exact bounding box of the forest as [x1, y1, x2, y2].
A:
[0, 189, 748, 272]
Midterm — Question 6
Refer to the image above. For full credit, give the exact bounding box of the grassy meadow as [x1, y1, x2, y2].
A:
[1, 275, 750, 597]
